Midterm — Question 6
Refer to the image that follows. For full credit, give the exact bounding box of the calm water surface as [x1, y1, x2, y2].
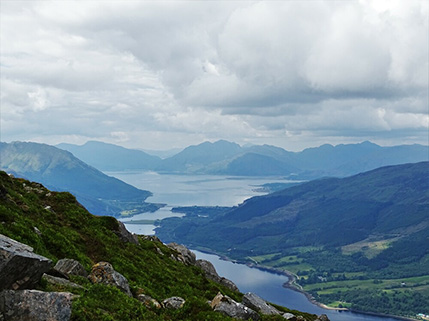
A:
[107, 171, 406, 321]
[194, 251, 404, 321]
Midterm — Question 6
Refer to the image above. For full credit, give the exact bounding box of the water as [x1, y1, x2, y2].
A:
[107, 171, 406, 321]
[107, 171, 291, 234]
[194, 251, 405, 321]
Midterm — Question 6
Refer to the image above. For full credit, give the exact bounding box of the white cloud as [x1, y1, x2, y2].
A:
[0, 1, 427, 150]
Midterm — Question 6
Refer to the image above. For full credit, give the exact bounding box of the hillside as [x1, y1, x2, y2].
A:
[57, 141, 161, 171]
[0, 171, 318, 321]
[156, 162, 429, 317]
[0, 142, 160, 217]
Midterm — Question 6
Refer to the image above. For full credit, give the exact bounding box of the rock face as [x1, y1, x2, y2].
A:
[88, 262, 132, 297]
[162, 296, 186, 309]
[0, 289, 73, 321]
[167, 243, 196, 265]
[242, 292, 280, 315]
[53, 258, 87, 278]
[0, 234, 52, 290]
[196, 259, 239, 292]
[211, 292, 260, 321]
[115, 221, 139, 245]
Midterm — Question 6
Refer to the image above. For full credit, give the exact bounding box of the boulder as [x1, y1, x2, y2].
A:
[140, 235, 161, 243]
[0, 234, 52, 290]
[315, 314, 329, 321]
[283, 312, 297, 320]
[162, 296, 186, 309]
[242, 292, 280, 315]
[0, 289, 73, 321]
[114, 221, 139, 245]
[166, 243, 196, 265]
[53, 258, 87, 278]
[211, 292, 260, 321]
[137, 294, 162, 309]
[42, 274, 85, 290]
[88, 262, 132, 297]
[196, 259, 239, 292]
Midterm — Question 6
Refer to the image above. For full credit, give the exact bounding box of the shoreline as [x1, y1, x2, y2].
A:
[193, 247, 417, 321]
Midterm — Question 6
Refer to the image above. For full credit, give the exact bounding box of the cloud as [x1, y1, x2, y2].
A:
[0, 1, 427, 151]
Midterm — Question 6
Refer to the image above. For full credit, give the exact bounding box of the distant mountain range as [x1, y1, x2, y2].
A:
[57, 140, 428, 178]
[0, 142, 161, 217]
[57, 141, 161, 171]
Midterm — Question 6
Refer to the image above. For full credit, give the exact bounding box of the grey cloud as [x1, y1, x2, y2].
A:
[1, 1, 427, 150]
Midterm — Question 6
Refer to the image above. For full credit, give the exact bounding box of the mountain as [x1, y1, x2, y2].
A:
[57, 140, 428, 178]
[0, 142, 160, 216]
[156, 162, 429, 316]
[0, 171, 317, 320]
[158, 161, 429, 253]
[157, 140, 242, 173]
[57, 141, 162, 171]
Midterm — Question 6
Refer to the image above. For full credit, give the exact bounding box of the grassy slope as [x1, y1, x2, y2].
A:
[0, 171, 315, 321]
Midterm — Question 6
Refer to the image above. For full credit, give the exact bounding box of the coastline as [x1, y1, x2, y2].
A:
[193, 247, 417, 321]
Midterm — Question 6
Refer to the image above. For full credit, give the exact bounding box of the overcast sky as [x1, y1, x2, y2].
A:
[1, 1, 428, 151]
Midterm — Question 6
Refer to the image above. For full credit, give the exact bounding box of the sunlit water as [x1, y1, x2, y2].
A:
[107, 171, 406, 321]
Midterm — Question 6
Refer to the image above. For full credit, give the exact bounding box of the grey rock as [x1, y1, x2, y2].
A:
[141, 235, 161, 242]
[137, 294, 161, 309]
[115, 221, 139, 245]
[211, 292, 260, 321]
[162, 296, 186, 309]
[42, 274, 85, 290]
[242, 292, 280, 315]
[54, 258, 87, 278]
[315, 314, 329, 321]
[166, 243, 196, 265]
[0, 234, 52, 290]
[283, 312, 297, 320]
[88, 262, 132, 297]
[196, 259, 239, 292]
[0, 289, 73, 321]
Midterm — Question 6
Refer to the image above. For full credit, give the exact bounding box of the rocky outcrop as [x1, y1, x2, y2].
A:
[0, 289, 73, 321]
[115, 221, 139, 245]
[315, 314, 329, 321]
[167, 243, 196, 265]
[0, 234, 52, 290]
[88, 262, 132, 297]
[53, 258, 87, 278]
[162, 296, 186, 309]
[211, 292, 260, 321]
[242, 292, 281, 315]
[196, 259, 239, 292]
[137, 294, 162, 309]
[42, 274, 85, 290]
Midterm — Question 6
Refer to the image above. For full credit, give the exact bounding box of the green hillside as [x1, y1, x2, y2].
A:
[0, 171, 315, 321]
[0, 142, 160, 217]
[156, 162, 429, 317]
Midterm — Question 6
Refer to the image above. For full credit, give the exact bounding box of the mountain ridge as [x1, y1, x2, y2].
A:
[0, 141, 160, 217]
[57, 140, 429, 178]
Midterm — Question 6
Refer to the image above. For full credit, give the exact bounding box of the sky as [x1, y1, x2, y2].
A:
[1, 0, 428, 152]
